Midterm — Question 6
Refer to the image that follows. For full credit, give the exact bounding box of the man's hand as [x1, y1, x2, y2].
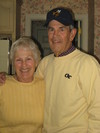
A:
[0, 72, 6, 85]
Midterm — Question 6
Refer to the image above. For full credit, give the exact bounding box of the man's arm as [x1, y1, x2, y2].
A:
[82, 58, 100, 132]
[88, 65, 100, 132]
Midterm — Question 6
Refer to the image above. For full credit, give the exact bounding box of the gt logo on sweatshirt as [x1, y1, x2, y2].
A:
[65, 73, 72, 79]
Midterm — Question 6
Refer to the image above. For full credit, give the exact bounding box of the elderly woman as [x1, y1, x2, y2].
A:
[0, 37, 45, 133]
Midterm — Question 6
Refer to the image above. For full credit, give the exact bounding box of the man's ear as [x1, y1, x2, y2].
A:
[70, 28, 77, 42]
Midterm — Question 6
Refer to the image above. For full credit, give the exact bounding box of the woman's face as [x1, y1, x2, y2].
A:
[14, 47, 37, 83]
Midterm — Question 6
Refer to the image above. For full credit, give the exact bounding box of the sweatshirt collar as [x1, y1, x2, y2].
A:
[55, 45, 76, 57]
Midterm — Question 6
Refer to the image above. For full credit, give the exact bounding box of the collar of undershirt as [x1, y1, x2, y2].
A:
[54, 45, 76, 57]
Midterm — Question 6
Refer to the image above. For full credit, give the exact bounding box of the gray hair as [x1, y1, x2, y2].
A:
[10, 37, 41, 66]
[69, 25, 74, 30]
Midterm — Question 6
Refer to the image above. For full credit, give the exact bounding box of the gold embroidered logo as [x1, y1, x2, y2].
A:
[53, 10, 61, 17]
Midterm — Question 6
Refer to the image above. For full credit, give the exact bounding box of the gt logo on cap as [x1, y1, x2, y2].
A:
[53, 10, 61, 17]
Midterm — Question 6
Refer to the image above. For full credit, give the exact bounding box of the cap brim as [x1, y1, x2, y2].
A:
[44, 17, 74, 27]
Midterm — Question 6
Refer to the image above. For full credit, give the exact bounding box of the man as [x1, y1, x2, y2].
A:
[0, 7, 100, 133]
[35, 7, 100, 133]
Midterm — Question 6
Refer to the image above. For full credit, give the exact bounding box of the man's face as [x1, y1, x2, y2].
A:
[47, 20, 76, 56]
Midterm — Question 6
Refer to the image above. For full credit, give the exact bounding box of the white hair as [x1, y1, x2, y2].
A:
[10, 37, 41, 66]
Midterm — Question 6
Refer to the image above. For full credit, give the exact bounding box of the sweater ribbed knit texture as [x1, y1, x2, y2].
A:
[0, 76, 45, 133]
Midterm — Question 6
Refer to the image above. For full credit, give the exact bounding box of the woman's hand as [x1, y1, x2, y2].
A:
[0, 72, 6, 85]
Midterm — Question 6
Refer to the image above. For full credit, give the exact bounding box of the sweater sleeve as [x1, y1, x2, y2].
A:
[88, 65, 100, 133]
[81, 58, 100, 133]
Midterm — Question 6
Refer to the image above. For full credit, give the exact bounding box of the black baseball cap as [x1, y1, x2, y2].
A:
[44, 7, 74, 27]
